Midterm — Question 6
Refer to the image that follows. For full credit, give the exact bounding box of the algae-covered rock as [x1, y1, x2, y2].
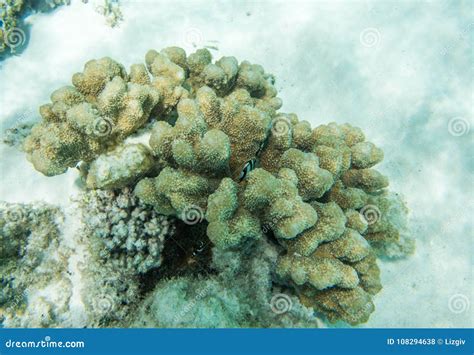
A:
[80, 262, 141, 327]
[86, 143, 156, 190]
[131, 238, 320, 328]
[0, 202, 72, 327]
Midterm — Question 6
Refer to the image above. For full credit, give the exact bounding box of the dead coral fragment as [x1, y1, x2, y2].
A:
[86, 143, 156, 190]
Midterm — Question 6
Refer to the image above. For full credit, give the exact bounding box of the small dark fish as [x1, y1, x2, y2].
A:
[256, 126, 272, 156]
[239, 159, 256, 182]
[256, 140, 266, 157]
[192, 241, 206, 256]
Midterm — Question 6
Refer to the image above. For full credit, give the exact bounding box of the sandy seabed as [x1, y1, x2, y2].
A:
[0, 0, 472, 328]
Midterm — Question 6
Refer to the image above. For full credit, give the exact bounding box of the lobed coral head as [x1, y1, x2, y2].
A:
[23, 47, 414, 326]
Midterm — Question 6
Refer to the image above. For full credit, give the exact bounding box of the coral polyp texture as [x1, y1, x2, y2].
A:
[79, 187, 175, 275]
[14, 46, 414, 327]
[24, 57, 160, 176]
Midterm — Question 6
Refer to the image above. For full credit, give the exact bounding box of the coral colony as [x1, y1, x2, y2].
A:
[1, 47, 414, 327]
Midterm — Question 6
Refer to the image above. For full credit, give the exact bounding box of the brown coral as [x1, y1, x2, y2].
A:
[23, 47, 414, 326]
[24, 57, 161, 176]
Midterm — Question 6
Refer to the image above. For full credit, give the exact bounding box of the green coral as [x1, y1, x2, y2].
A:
[24, 58, 161, 176]
[206, 177, 261, 249]
[133, 48, 412, 325]
[22, 46, 414, 326]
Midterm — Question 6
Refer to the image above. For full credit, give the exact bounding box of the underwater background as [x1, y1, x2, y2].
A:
[0, 0, 472, 328]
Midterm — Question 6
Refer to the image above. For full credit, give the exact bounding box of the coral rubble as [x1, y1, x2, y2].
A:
[0, 202, 72, 327]
[93, 0, 122, 28]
